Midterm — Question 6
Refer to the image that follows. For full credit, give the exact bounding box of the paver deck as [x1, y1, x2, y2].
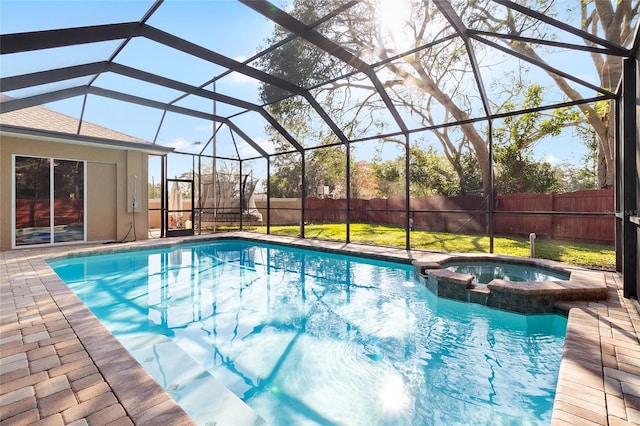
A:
[1, 233, 639, 425]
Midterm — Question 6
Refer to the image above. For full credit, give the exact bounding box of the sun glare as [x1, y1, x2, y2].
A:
[378, 373, 411, 414]
[374, 0, 414, 52]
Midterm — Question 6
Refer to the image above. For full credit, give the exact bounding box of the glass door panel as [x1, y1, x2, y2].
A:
[14, 156, 86, 247]
[15, 156, 51, 246]
[53, 160, 85, 243]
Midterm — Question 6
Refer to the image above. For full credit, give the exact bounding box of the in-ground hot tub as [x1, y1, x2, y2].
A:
[444, 260, 570, 284]
[415, 256, 607, 314]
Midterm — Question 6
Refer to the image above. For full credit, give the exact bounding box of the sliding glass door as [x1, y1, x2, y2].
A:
[14, 156, 85, 247]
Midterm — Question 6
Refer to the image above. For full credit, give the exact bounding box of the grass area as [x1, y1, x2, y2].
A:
[255, 223, 615, 270]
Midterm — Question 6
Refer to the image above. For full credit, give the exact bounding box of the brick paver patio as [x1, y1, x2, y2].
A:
[1, 244, 194, 426]
[1, 234, 639, 425]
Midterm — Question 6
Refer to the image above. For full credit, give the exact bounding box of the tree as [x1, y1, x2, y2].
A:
[407, 147, 459, 197]
[553, 161, 597, 193]
[453, 150, 483, 195]
[493, 84, 573, 194]
[572, 119, 600, 190]
[493, 144, 560, 194]
[372, 146, 459, 197]
[266, 147, 347, 198]
[305, 147, 347, 198]
[373, 158, 404, 198]
[257, 1, 352, 199]
[258, 0, 634, 195]
[350, 161, 379, 199]
[268, 154, 303, 198]
[477, 0, 639, 187]
[256, 0, 496, 193]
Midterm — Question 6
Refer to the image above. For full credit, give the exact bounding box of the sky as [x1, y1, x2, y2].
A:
[1, 0, 284, 181]
[1, 0, 616, 188]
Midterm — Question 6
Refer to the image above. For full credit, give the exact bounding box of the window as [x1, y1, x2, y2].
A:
[14, 156, 85, 247]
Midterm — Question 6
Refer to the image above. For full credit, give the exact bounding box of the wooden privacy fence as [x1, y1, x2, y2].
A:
[299, 189, 614, 245]
[493, 190, 614, 244]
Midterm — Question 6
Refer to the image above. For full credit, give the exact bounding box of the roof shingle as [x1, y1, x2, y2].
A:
[0, 95, 150, 145]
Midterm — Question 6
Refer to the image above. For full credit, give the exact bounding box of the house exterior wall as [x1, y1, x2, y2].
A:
[0, 134, 149, 251]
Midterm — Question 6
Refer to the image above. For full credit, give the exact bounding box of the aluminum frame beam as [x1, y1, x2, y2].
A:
[87, 86, 271, 158]
[0, 61, 303, 153]
[493, 0, 630, 56]
[0, 22, 349, 148]
[434, 0, 492, 117]
[240, 0, 409, 135]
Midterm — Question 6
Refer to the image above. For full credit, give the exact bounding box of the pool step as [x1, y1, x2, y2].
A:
[128, 339, 266, 426]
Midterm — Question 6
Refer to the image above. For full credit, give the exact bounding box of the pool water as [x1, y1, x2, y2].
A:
[50, 240, 567, 425]
[444, 261, 570, 284]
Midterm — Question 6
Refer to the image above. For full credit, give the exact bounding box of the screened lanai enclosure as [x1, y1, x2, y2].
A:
[1, 0, 639, 296]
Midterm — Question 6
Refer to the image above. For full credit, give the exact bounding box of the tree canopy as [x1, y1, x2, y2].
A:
[258, 0, 637, 198]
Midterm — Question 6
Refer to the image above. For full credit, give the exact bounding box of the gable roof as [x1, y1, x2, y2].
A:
[0, 95, 173, 154]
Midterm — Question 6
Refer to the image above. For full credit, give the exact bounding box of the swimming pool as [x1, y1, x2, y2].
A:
[49, 240, 567, 425]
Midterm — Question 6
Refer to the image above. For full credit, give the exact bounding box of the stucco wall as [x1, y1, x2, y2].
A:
[254, 198, 302, 225]
[0, 134, 149, 250]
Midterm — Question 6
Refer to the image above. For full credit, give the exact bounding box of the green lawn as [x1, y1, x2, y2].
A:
[254, 223, 615, 270]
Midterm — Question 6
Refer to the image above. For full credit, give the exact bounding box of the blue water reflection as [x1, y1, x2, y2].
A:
[50, 240, 567, 425]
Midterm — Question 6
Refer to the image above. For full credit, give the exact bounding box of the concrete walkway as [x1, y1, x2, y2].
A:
[1, 235, 639, 425]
